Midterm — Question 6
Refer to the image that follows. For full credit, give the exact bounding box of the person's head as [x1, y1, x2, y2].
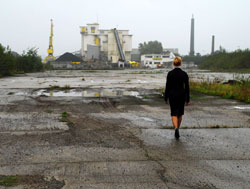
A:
[173, 56, 182, 67]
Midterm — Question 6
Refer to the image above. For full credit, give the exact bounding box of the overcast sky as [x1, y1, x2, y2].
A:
[1, 0, 250, 57]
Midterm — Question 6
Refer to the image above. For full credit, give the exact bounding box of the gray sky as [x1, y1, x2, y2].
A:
[1, 0, 250, 57]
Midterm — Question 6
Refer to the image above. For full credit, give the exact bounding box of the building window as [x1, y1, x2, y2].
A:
[91, 27, 95, 33]
[154, 62, 160, 64]
[154, 55, 161, 58]
[163, 56, 169, 58]
[149, 62, 152, 64]
[146, 56, 152, 58]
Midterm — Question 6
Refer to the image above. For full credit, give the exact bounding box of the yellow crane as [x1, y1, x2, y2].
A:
[43, 19, 56, 63]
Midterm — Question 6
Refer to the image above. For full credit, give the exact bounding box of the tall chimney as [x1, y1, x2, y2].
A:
[211, 35, 215, 54]
[189, 15, 195, 56]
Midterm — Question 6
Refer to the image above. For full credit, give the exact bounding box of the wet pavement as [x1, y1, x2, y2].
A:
[0, 69, 250, 188]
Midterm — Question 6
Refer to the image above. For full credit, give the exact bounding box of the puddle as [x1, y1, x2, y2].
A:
[233, 106, 250, 110]
[141, 117, 154, 122]
[35, 89, 82, 97]
[32, 89, 141, 98]
[3, 88, 162, 99]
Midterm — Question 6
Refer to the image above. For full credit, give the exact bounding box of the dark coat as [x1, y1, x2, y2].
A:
[164, 68, 190, 103]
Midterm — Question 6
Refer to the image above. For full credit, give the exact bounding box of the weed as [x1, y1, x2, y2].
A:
[45, 109, 53, 113]
[82, 70, 98, 72]
[59, 119, 67, 122]
[67, 121, 74, 127]
[61, 112, 68, 118]
[7, 92, 15, 95]
[82, 77, 85, 81]
[125, 79, 131, 82]
[0, 175, 19, 186]
[63, 85, 70, 89]
[190, 80, 250, 103]
[49, 85, 60, 90]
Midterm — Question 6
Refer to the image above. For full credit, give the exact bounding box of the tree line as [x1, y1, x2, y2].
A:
[199, 49, 250, 70]
[183, 49, 250, 71]
[0, 44, 43, 77]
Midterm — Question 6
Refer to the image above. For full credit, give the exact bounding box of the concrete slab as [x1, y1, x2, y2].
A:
[139, 128, 250, 160]
[161, 160, 250, 189]
[0, 112, 68, 132]
[0, 70, 250, 188]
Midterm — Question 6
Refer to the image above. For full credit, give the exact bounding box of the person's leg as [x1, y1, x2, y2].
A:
[171, 116, 178, 130]
[172, 116, 180, 139]
[177, 116, 182, 128]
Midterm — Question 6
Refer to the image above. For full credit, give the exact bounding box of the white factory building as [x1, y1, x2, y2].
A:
[141, 51, 176, 68]
[80, 23, 132, 63]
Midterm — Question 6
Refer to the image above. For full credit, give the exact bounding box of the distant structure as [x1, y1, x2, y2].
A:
[211, 35, 215, 54]
[141, 52, 175, 68]
[189, 15, 195, 56]
[131, 48, 141, 62]
[80, 23, 132, 64]
[43, 19, 56, 63]
[53, 52, 83, 69]
[163, 48, 179, 55]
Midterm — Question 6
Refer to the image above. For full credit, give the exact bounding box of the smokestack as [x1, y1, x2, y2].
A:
[211, 35, 215, 54]
[189, 15, 195, 56]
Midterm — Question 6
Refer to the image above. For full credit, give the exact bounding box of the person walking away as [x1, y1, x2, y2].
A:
[164, 57, 190, 139]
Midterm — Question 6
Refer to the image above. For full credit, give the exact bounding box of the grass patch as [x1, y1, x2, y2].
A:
[81, 70, 99, 72]
[190, 81, 250, 103]
[0, 175, 19, 186]
[45, 109, 53, 113]
[63, 85, 70, 89]
[67, 121, 74, 127]
[15, 71, 25, 74]
[125, 70, 165, 74]
[61, 112, 68, 118]
[49, 85, 60, 90]
[48, 85, 71, 90]
[7, 92, 15, 95]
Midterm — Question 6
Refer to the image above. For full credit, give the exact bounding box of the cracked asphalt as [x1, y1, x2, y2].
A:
[0, 69, 249, 189]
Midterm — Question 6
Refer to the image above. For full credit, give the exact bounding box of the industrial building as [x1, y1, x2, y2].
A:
[141, 51, 175, 68]
[80, 23, 132, 64]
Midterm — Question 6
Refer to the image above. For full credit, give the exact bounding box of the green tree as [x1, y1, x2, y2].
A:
[138, 41, 163, 54]
[16, 48, 43, 72]
[0, 44, 16, 77]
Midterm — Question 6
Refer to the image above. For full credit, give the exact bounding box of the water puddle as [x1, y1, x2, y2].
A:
[141, 117, 154, 122]
[233, 106, 250, 110]
[33, 89, 141, 98]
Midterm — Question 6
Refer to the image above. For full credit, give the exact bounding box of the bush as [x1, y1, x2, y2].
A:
[0, 44, 44, 77]
[0, 44, 16, 76]
[16, 48, 43, 72]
